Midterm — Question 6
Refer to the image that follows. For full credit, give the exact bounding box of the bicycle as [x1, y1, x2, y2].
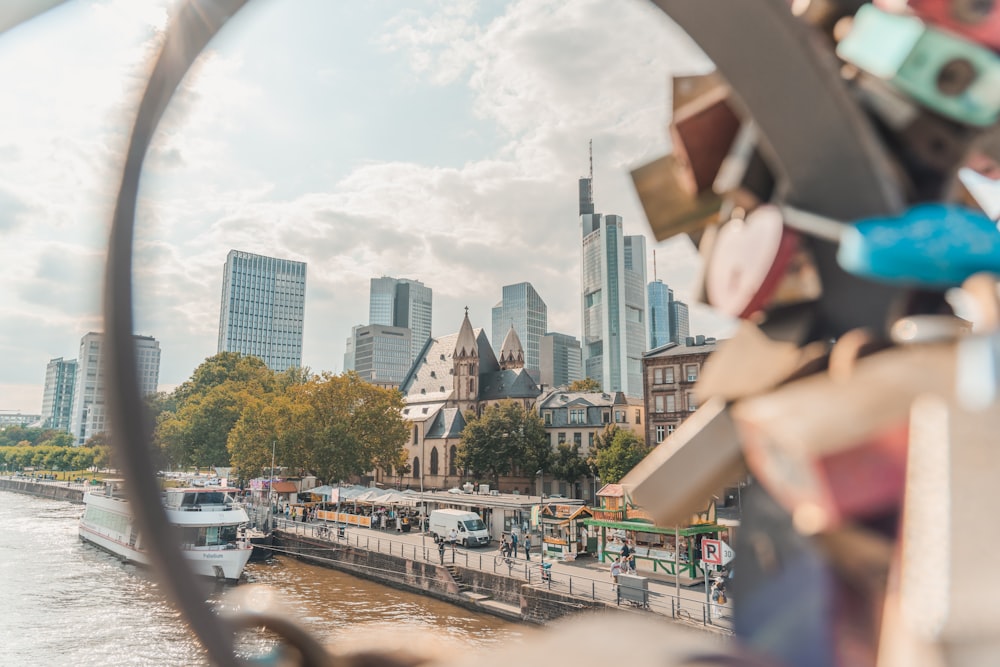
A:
[494, 549, 515, 572]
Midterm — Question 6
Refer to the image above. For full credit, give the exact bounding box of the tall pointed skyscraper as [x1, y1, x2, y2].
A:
[579, 146, 648, 397]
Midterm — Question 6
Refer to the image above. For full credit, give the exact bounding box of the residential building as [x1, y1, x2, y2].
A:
[491, 282, 547, 376]
[536, 388, 644, 498]
[642, 335, 717, 447]
[579, 168, 647, 397]
[217, 250, 307, 372]
[368, 276, 432, 365]
[350, 324, 412, 389]
[386, 310, 541, 493]
[71, 332, 161, 445]
[41, 357, 78, 432]
[671, 300, 690, 345]
[539, 332, 583, 389]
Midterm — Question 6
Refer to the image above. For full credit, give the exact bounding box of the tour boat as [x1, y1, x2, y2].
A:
[79, 484, 253, 582]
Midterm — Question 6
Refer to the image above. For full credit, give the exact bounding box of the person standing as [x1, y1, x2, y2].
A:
[611, 557, 622, 590]
[511, 531, 519, 558]
[438, 538, 446, 565]
[524, 534, 531, 561]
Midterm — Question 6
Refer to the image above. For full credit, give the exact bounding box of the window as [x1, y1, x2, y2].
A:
[602, 411, 610, 424]
[558, 432, 567, 444]
[413, 425, 419, 444]
[667, 424, 676, 436]
[449, 445, 457, 476]
[412, 457, 420, 478]
[654, 368, 663, 384]
[573, 433, 582, 446]
[655, 425, 665, 443]
[687, 392, 697, 412]
[665, 366, 675, 383]
[544, 412, 551, 425]
[615, 410, 625, 423]
[666, 395, 676, 412]
[654, 396, 664, 413]
[686, 365, 699, 382]
[588, 432, 595, 447]
[430, 447, 439, 475]
[569, 408, 585, 424]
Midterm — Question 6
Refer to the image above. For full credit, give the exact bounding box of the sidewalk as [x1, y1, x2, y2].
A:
[271, 515, 733, 632]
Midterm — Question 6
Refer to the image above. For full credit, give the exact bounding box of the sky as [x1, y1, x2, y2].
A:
[0, 0, 728, 414]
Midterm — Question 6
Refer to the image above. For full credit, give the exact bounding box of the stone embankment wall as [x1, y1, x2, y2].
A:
[0, 478, 85, 503]
[276, 530, 613, 626]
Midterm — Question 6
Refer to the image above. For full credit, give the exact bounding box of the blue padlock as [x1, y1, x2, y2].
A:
[837, 204, 1000, 286]
[837, 4, 1000, 126]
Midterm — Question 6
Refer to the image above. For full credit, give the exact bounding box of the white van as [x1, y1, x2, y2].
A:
[428, 509, 490, 548]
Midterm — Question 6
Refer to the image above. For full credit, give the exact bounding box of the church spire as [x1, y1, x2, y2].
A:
[498, 324, 525, 370]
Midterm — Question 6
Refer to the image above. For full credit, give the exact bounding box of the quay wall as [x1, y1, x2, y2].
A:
[275, 530, 615, 626]
[0, 478, 85, 503]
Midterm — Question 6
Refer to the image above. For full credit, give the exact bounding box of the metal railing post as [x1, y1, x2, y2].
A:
[592, 581, 595, 599]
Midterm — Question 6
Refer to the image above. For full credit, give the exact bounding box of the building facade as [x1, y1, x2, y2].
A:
[217, 250, 307, 372]
[491, 282, 547, 377]
[368, 276, 432, 365]
[386, 311, 541, 493]
[536, 388, 644, 499]
[71, 332, 161, 445]
[0, 412, 42, 427]
[41, 357, 78, 432]
[671, 301, 691, 345]
[350, 324, 412, 388]
[539, 332, 583, 389]
[579, 174, 647, 397]
[642, 336, 717, 447]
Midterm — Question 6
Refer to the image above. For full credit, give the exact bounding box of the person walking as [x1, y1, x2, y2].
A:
[611, 557, 622, 590]
[523, 534, 531, 561]
[438, 538, 446, 565]
[511, 531, 519, 558]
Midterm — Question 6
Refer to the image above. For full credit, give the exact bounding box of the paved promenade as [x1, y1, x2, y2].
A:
[271, 515, 733, 633]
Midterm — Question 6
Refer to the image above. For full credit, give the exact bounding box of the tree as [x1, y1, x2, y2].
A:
[457, 401, 549, 488]
[567, 377, 602, 392]
[594, 428, 651, 484]
[549, 442, 591, 497]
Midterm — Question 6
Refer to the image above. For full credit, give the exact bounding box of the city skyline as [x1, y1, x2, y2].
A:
[0, 0, 733, 413]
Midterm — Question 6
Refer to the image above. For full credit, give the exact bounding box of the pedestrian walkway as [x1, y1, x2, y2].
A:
[272, 515, 732, 633]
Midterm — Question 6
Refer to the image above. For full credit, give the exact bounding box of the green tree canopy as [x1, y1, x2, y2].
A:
[549, 442, 591, 496]
[594, 428, 651, 484]
[567, 377, 602, 392]
[457, 401, 550, 488]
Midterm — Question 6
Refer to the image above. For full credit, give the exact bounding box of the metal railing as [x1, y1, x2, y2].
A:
[271, 516, 732, 632]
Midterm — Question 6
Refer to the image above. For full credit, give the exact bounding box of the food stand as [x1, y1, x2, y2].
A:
[539, 504, 594, 561]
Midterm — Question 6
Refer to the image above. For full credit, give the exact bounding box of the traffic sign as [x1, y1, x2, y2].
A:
[701, 538, 735, 566]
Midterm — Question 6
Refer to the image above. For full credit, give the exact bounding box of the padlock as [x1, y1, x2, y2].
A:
[852, 74, 975, 174]
[620, 397, 746, 529]
[704, 205, 822, 319]
[670, 81, 742, 195]
[876, 0, 1000, 52]
[836, 203, 1000, 286]
[630, 154, 722, 242]
[837, 4, 1000, 126]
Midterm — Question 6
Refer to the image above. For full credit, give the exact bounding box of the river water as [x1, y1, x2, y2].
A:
[0, 490, 521, 665]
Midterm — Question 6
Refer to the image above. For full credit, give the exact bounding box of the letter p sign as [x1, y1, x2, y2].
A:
[701, 538, 723, 566]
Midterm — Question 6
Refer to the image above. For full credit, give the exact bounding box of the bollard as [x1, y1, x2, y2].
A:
[569, 577, 573, 595]
[592, 581, 596, 599]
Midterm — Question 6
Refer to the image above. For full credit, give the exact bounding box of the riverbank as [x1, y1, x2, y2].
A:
[0, 477, 86, 502]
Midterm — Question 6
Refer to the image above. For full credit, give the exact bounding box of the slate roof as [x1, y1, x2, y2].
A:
[424, 408, 466, 439]
[499, 325, 525, 366]
[400, 328, 499, 401]
[401, 402, 444, 422]
[478, 368, 539, 400]
[644, 339, 719, 358]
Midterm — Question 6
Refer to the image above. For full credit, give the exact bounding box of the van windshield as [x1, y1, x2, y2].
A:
[462, 519, 486, 531]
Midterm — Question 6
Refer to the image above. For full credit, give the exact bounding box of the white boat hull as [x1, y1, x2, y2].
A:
[79, 491, 253, 582]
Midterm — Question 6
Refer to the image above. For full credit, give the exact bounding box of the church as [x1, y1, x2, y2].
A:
[374, 309, 541, 492]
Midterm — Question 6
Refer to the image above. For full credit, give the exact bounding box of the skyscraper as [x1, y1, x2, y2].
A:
[367, 276, 432, 365]
[648, 280, 673, 349]
[41, 357, 77, 432]
[539, 332, 583, 388]
[491, 282, 547, 376]
[351, 324, 412, 388]
[217, 250, 307, 372]
[671, 300, 690, 344]
[579, 163, 648, 397]
[71, 332, 160, 445]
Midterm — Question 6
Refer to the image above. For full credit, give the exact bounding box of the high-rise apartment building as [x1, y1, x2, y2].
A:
[671, 300, 690, 344]
[70, 332, 160, 445]
[648, 280, 673, 350]
[491, 282, 547, 376]
[368, 277, 432, 365]
[217, 250, 306, 372]
[539, 332, 583, 389]
[351, 324, 412, 388]
[41, 357, 78, 432]
[579, 168, 648, 397]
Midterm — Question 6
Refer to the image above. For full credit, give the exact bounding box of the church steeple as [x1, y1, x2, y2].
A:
[498, 324, 525, 370]
[453, 307, 479, 408]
